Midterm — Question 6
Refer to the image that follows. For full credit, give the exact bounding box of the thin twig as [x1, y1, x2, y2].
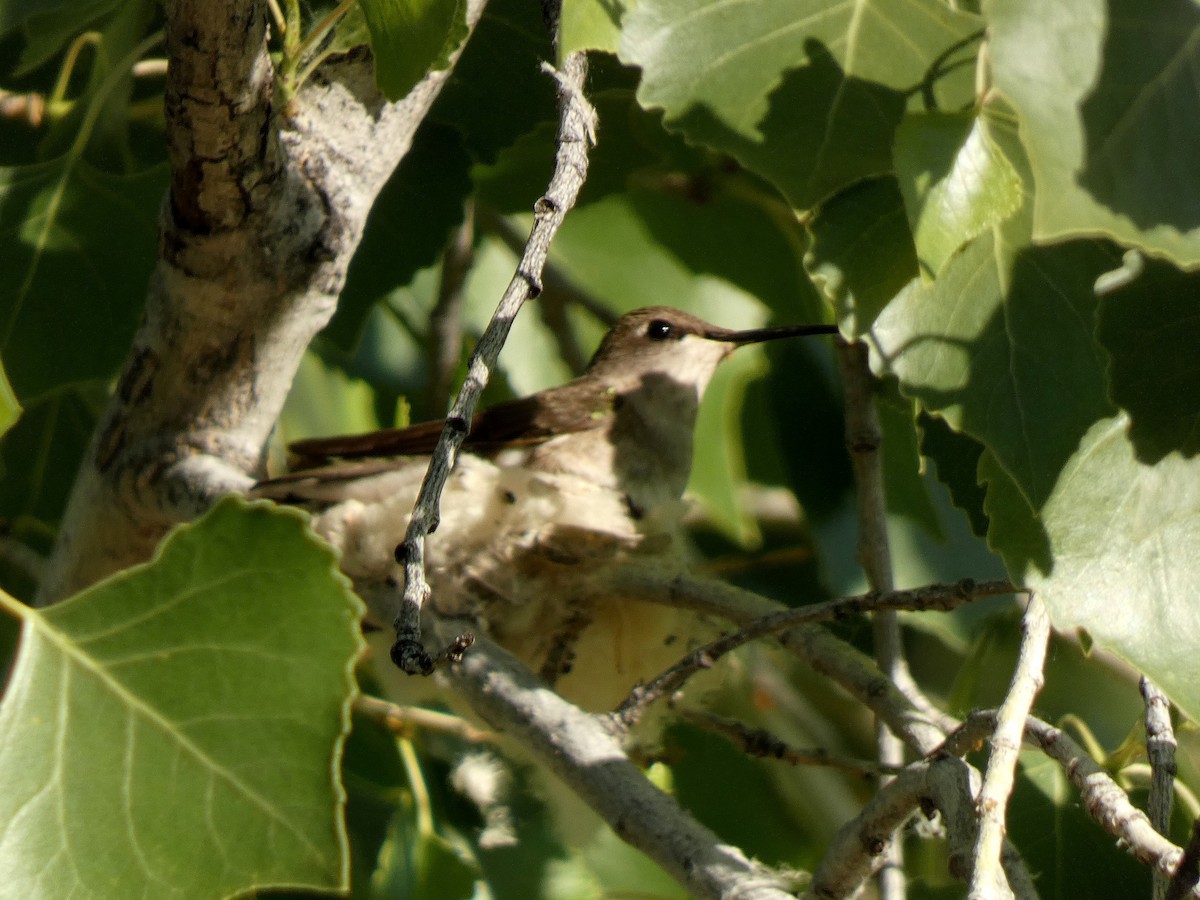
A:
[391, 52, 597, 674]
[607, 568, 963, 751]
[681, 708, 903, 777]
[439, 622, 801, 900]
[613, 578, 1017, 728]
[836, 337, 907, 900]
[947, 711, 1197, 892]
[969, 594, 1050, 899]
[1144, 676, 1178, 900]
[353, 694, 493, 743]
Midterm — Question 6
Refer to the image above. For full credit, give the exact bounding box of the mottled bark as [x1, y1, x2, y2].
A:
[40, 0, 488, 602]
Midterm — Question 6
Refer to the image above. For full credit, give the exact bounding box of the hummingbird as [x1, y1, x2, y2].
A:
[252, 306, 836, 709]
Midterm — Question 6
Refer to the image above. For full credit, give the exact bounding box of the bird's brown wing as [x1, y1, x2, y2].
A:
[284, 380, 613, 468]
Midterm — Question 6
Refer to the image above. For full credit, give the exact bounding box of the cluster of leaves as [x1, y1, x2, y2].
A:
[1, 0, 1199, 897]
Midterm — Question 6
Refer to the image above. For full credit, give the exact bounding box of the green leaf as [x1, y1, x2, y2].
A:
[0, 384, 103, 526]
[804, 177, 919, 335]
[2, 0, 120, 70]
[987, 0, 1200, 268]
[894, 110, 1024, 277]
[0, 498, 365, 897]
[0, 159, 166, 402]
[429, 0, 556, 163]
[359, 0, 469, 101]
[877, 388, 941, 539]
[871, 227, 1119, 511]
[328, 123, 471, 351]
[689, 349, 768, 547]
[373, 808, 479, 900]
[1096, 255, 1200, 463]
[983, 416, 1200, 724]
[560, 0, 625, 57]
[0, 358, 19, 438]
[620, 0, 982, 209]
[918, 412, 988, 537]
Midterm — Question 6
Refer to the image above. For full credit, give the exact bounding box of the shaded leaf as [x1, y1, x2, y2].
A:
[689, 350, 769, 547]
[918, 411, 988, 537]
[328, 123, 472, 351]
[983, 416, 1200, 722]
[620, 0, 982, 209]
[877, 388, 942, 538]
[894, 111, 1023, 277]
[0, 159, 166, 402]
[873, 231, 1119, 510]
[359, 0, 469, 101]
[804, 177, 919, 335]
[0, 498, 365, 897]
[0, 384, 103, 526]
[430, 0, 556, 164]
[1096, 255, 1200, 463]
[988, 0, 1200, 267]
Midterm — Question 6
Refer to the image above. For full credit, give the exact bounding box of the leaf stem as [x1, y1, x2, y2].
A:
[68, 31, 164, 160]
[49, 31, 102, 106]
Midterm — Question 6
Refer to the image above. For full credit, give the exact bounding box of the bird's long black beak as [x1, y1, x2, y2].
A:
[704, 322, 839, 345]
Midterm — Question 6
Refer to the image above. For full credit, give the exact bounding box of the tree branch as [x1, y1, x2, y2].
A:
[836, 336, 906, 900]
[39, 0, 489, 603]
[969, 594, 1050, 899]
[391, 52, 597, 673]
[1144, 676, 1178, 900]
[439, 622, 801, 900]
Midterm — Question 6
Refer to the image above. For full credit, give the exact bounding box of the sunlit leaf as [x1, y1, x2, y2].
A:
[982, 417, 1200, 722]
[871, 114, 1119, 510]
[988, 0, 1200, 268]
[894, 111, 1023, 277]
[560, 0, 625, 57]
[0, 498, 364, 897]
[620, 0, 982, 209]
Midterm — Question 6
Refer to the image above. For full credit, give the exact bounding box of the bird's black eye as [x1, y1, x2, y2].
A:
[646, 319, 673, 341]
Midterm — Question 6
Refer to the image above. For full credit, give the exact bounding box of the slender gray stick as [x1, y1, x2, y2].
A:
[948, 711, 1196, 893]
[391, 52, 597, 673]
[836, 338, 906, 900]
[1143, 676, 1178, 900]
[612, 578, 1018, 728]
[968, 594, 1050, 899]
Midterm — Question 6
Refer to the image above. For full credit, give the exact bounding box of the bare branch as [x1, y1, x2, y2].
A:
[613, 577, 1017, 729]
[609, 569, 980, 750]
[969, 594, 1050, 899]
[39, 0, 490, 603]
[440, 623, 802, 900]
[1144, 677, 1179, 900]
[836, 336, 905, 900]
[681, 708, 903, 777]
[949, 711, 1196, 892]
[391, 52, 597, 674]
